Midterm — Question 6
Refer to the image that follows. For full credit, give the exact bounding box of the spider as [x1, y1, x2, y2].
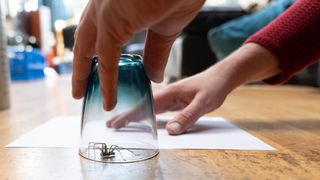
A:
[87, 142, 136, 161]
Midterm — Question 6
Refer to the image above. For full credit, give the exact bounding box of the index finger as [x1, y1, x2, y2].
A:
[153, 87, 181, 114]
[72, 13, 97, 99]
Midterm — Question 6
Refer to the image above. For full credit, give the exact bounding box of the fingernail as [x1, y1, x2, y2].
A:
[103, 101, 108, 111]
[103, 100, 115, 111]
[154, 76, 164, 83]
[168, 122, 182, 134]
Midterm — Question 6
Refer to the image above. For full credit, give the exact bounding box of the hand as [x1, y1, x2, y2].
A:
[72, 0, 205, 110]
[106, 95, 150, 129]
[106, 68, 231, 135]
[106, 43, 280, 135]
[157, 43, 280, 135]
[154, 70, 230, 135]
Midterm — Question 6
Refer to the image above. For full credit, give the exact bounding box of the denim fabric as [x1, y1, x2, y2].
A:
[208, 0, 294, 60]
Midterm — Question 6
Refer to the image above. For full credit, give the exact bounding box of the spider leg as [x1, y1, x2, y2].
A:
[113, 147, 127, 161]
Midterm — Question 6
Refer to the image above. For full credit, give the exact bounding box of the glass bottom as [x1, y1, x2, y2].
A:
[79, 141, 159, 163]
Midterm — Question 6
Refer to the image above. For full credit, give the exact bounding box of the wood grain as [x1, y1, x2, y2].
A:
[0, 76, 319, 180]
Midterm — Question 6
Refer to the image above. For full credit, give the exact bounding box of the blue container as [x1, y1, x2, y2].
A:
[9, 48, 46, 81]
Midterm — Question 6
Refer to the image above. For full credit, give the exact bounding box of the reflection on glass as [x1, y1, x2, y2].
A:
[79, 54, 158, 163]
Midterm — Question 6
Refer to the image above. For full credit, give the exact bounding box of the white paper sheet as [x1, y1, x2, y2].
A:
[6, 116, 275, 150]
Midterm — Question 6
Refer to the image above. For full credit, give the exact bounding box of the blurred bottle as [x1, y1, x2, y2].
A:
[0, 1, 10, 110]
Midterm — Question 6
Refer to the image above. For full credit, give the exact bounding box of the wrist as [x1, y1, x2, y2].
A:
[206, 43, 280, 93]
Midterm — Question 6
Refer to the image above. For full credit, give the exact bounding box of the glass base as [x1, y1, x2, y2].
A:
[79, 141, 159, 163]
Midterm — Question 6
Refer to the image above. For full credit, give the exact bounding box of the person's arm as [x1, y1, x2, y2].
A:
[245, 0, 320, 84]
[157, 0, 320, 135]
[107, 43, 279, 134]
[106, 0, 320, 135]
[204, 43, 280, 96]
[154, 43, 279, 135]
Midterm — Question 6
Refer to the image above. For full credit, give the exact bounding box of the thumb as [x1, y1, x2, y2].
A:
[166, 94, 204, 135]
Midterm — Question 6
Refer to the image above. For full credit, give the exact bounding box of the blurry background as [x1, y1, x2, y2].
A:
[0, 0, 318, 103]
[3, 0, 87, 80]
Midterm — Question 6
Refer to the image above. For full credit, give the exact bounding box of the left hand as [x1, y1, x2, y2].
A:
[107, 68, 230, 135]
[107, 43, 280, 135]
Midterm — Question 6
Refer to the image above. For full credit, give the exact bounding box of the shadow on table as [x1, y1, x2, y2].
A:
[232, 119, 320, 131]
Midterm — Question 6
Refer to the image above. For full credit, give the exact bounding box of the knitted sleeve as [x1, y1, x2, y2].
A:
[244, 0, 320, 84]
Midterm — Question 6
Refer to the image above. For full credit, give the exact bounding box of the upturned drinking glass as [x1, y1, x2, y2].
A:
[79, 54, 158, 163]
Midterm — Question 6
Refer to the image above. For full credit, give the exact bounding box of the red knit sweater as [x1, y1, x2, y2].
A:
[245, 0, 320, 84]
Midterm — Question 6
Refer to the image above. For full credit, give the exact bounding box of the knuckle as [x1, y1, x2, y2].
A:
[178, 112, 192, 123]
[179, 108, 197, 124]
[74, 27, 84, 41]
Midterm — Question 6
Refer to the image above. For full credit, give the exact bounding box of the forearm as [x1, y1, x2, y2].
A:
[206, 43, 280, 94]
[244, 0, 320, 84]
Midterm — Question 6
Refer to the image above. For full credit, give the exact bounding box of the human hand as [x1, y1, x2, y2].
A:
[106, 43, 280, 135]
[153, 70, 232, 135]
[106, 68, 231, 135]
[157, 43, 281, 135]
[106, 95, 150, 129]
[72, 0, 205, 110]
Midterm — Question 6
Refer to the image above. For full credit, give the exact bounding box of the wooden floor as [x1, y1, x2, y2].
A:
[0, 75, 319, 179]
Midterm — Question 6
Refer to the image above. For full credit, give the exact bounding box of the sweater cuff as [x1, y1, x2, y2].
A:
[245, 35, 319, 85]
[243, 0, 320, 85]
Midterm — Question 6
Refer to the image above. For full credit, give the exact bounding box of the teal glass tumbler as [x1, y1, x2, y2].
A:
[79, 54, 159, 163]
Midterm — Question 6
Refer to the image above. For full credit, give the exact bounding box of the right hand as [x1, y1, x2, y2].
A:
[72, 0, 205, 110]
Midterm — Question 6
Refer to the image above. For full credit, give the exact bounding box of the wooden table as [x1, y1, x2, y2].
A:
[1, 75, 319, 179]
